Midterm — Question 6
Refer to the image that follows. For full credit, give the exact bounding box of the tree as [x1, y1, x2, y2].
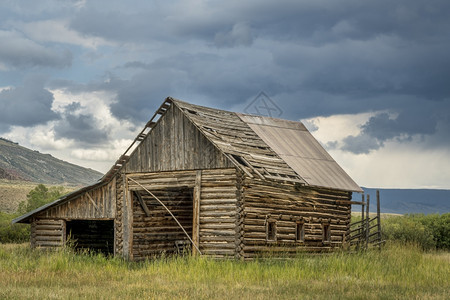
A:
[18, 184, 64, 214]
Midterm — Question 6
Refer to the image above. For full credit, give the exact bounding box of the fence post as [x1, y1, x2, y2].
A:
[365, 194, 370, 250]
[377, 190, 382, 249]
[359, 193, 365, 250]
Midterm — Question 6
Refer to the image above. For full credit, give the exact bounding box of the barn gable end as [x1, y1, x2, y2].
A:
[125, 103, 234, 173]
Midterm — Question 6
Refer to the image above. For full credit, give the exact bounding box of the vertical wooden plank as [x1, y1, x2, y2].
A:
[192, 170, 201, 255]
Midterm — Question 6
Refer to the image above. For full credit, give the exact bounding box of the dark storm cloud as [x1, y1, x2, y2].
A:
[54, 102, 110, 144]
[0, 76, 59, 132]
[42, 0, 450, 153]
[0, 30, 72, 69]
[341, 100, 449, 154]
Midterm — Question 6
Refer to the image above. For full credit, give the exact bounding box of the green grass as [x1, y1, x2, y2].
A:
[1, 243, 449, 299]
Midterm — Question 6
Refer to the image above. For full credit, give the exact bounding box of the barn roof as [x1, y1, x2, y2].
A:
[13, 97, 361, 224]
[173, 99, 362, 192]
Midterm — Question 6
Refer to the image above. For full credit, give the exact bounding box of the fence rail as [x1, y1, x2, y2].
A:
[348, 190, 385, 250]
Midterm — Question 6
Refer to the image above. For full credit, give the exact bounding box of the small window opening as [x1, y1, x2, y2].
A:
[295, 222, 305, 242]
[323, 223, 331, 243]
[266, 220, 277, 241]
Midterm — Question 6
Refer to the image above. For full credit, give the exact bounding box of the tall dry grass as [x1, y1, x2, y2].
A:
[1, 243, 449, 299]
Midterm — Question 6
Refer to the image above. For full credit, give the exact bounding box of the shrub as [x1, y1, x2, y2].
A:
[1, 184, 65, 244]
[381, 213, 450, 250]
[17, 184, 64, 214]
[0, 212, 29, 243]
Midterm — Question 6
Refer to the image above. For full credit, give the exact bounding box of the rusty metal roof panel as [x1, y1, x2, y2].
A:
[238, 114, 363, 192]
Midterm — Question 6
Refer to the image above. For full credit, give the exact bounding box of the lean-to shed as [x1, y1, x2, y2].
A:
[14, 97, 363, 259]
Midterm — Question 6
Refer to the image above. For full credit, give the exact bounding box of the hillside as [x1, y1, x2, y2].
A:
[0, 138, 102, 186]
[360, 187, 450, 214]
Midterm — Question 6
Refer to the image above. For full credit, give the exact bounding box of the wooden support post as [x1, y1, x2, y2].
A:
[365, 194, 370, 250]
[192, 170, 201, 256]
[135, 191, 151, 217]
[122, 175, 133, 260]
[377, 190, 382, 249]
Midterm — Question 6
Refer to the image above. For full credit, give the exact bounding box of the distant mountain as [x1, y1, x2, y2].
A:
[356, 187, 450, 215]
[0, 137, 102, 186]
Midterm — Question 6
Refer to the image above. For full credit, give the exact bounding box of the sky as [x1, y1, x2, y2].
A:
[0, 0, 449, 189]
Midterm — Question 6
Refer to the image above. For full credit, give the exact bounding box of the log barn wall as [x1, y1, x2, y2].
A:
[241, 177, 352, 258]
[125, 168, 238, 260]
[29, 179, 117, 250]
[30, 218, 65, 249]
[124, 104, 233, 173]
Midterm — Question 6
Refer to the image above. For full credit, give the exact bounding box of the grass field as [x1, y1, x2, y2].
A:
[1, 243, 448, 299]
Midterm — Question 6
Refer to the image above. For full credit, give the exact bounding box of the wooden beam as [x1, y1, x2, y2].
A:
[134, 191, 151, 217]
[192, 170, 201, 256]
[86, 192, 101, 214]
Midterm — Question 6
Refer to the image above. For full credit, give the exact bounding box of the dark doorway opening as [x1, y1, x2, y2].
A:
[66, 220, 114, 255]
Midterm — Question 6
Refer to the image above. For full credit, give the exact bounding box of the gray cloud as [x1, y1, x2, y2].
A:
[0, 30, 72, 69]
[3, 0, 448, 155]
[341, 100, 448, 154]
[54, 102, 110, 144]
[0, 76, 59, 132]
[214, 23, 253, 48]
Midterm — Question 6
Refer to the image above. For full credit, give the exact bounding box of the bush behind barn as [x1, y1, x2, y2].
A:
[0, 184, 65, 243]
[382, 213, 450, 250]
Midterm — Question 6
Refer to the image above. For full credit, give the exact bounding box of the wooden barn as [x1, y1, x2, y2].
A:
[14, 97, 363, 260]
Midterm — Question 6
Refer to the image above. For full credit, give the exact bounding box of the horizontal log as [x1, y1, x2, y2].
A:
[200, 223, 236, 230]
[200, 236, 236, 242]
[200, 210, 237, 217]
[199, 249, 235, 256]
[35, 236, 63, 242]
[35, 225, 63, 231]
[199, 243, 236, 249]
[34, 230, 64, 236]
[200, 199, 237, 206]
[200, 193, 236, 200]
[35, 241, 62, 247]
[199, 217, 236, 224]
[199, 229, 235, 236]
[200, 204, 236, 211]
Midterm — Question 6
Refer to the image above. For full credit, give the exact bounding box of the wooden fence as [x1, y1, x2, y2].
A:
[348, 190, 385, 250]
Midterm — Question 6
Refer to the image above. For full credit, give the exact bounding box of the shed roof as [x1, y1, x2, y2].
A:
[237, 114, 362, 192]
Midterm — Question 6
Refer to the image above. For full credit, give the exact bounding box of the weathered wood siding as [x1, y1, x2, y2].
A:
[199, 168, 237, 258]
[30, 218, 65, 249]
[125, 104, 233, 173]
[241, 178, 352, 258]
[125, 168, 238, 260]
[36, 178, 116, 220]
